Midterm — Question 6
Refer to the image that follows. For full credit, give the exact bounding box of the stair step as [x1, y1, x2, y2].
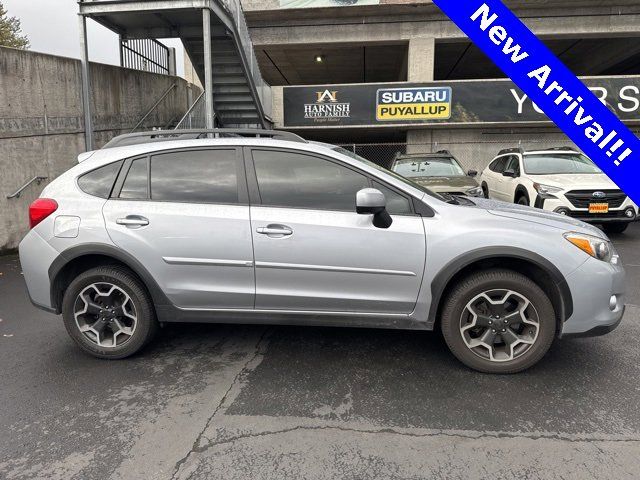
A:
[213, 96, 255, 103]
[215, 105, 257, 113]
[213, 77, 249, 86]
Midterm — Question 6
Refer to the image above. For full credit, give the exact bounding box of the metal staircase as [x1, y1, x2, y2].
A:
[78, 0, 272, 148]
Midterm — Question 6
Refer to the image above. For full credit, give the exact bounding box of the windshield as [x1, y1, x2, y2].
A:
[392, 157, 466, 177]
[523, 153, 602, 175]
[328, 145, 448, 202]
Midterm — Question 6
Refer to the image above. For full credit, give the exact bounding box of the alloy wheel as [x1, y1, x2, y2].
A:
[459, 289, 540, 362]
[73, 282, 138, 348]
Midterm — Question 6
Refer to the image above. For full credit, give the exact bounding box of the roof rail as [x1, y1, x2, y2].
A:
[546, 146, 578, 151]
[101, 129, 307, 149]
[497, 147, 525, 156]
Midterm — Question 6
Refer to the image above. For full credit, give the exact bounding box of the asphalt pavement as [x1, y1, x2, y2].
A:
[1, 224, 639, 479]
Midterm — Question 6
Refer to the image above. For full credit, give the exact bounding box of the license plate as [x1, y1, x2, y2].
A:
[589, 203, 609, 214]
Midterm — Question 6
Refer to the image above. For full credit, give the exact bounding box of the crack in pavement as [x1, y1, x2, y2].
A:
[192, 424, 640, 453]
[169, 328, 271, 480]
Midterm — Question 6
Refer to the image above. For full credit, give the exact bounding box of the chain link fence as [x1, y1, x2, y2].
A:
[337, 137, 579, 172]
[337, 127, 640, 172]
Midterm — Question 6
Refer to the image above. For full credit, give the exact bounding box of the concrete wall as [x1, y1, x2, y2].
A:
[0, 47, 197, 252]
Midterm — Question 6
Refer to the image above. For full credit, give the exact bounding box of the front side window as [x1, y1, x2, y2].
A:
[77, 160, 123, 198]
[523, 153, 601, 175]
[489, 156, 509, 173]
[393, 157, 465, 178]
[150, 149, 238, 204]
[372, 181, 412, 215]
[505, 156, 520, 175]
[252, 150, 370, 211]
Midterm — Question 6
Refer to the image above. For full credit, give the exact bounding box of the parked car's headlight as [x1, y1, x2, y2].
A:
[564, 232, 618, 264]
[465, 186, 484, 197]
[533, 183, 563, 196]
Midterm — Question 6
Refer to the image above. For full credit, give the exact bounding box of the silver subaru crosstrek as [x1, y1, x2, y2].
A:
[19, 129, 626, 373]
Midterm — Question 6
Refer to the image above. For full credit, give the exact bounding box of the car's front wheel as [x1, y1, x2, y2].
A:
[62, 266, 158, 359]
[440, 269, 556, 373]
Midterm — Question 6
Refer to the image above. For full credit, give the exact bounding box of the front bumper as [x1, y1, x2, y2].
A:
[535, 195, 638, 223]
[560, 256, 626, 337]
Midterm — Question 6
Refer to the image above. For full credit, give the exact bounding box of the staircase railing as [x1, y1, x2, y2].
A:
[7, 176, 48, 199]
[130, 83, 177, 133]
[219, 0, 272, 120]
[174, 91, 208, 130]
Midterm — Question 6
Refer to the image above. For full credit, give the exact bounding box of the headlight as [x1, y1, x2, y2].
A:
[564, 232, 618, 263]
[533, 183, 563, 196]
[465, 186, 484, 197]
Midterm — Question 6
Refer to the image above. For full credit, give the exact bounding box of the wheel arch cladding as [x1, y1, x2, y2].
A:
[429, 247, 573, 332]
[515, 185, 529, 203]
[48, 244, 171, 314]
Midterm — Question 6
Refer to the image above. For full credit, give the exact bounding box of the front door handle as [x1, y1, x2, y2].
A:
[256, 224, 293, 237]
[116, 215, 149, 228]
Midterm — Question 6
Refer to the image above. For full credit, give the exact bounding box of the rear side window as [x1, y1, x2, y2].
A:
[77, 161, 123, 198]
[120, 158, 148, 200]
[150, 149, 238, 204]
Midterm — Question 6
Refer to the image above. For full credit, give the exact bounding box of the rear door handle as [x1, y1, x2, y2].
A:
[116, 215, 149, 228]
[256, 224, 293, 237]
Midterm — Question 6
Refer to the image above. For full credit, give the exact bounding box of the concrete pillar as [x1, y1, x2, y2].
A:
[167, 47, 177, 77]
[407, 37, 436, 154]
[78, 15, 94, 151]
[408, 37, 435, 82]
[202, 8, 215, 130]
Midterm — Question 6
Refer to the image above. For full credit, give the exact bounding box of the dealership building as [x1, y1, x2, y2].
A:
[236, 0, 640, 171]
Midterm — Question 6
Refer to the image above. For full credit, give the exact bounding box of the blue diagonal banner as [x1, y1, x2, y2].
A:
[432, 0, 640, 204]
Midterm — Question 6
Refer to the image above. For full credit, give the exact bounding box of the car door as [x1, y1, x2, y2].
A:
[501, 155, 522, 203]
[246, 147, 426, 314]
[490, 155, 511, 201]
[102, 147, 254, 309]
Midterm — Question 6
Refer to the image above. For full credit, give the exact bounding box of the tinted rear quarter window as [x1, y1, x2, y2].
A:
[150, 149, 239, 204]
[77, 161, 123, 198]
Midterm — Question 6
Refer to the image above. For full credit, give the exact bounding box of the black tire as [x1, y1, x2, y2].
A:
[62, 265, 158, 359]
[516, 194, 529, 206]
[603, 222, 629, 234]
[440, 269, 556, 374]
[481, 182, 489, 199]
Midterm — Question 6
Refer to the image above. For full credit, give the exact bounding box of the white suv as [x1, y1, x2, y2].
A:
[479, 147, 638, 234]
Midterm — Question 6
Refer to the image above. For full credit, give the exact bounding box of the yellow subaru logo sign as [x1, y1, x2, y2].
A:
[376, 87, 452, 121]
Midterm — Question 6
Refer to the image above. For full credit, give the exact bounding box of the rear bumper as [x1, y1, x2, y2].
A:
[560, 257, 626, 337]
[19, 230, 60, 313]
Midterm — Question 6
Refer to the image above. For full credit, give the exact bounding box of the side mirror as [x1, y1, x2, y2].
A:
[356, 188, 392, 229]
[503, 168, 517, 178]
[467, 169, 478, 177]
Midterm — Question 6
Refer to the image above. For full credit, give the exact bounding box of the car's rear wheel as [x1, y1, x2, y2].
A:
[481, 182, 489, 198]
[603, 222, 628, 234]
[62, 266, 158, 359]
[440, 269, 556, 373]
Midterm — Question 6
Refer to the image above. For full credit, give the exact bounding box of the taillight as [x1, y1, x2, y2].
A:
[29, 198, 58, 229]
